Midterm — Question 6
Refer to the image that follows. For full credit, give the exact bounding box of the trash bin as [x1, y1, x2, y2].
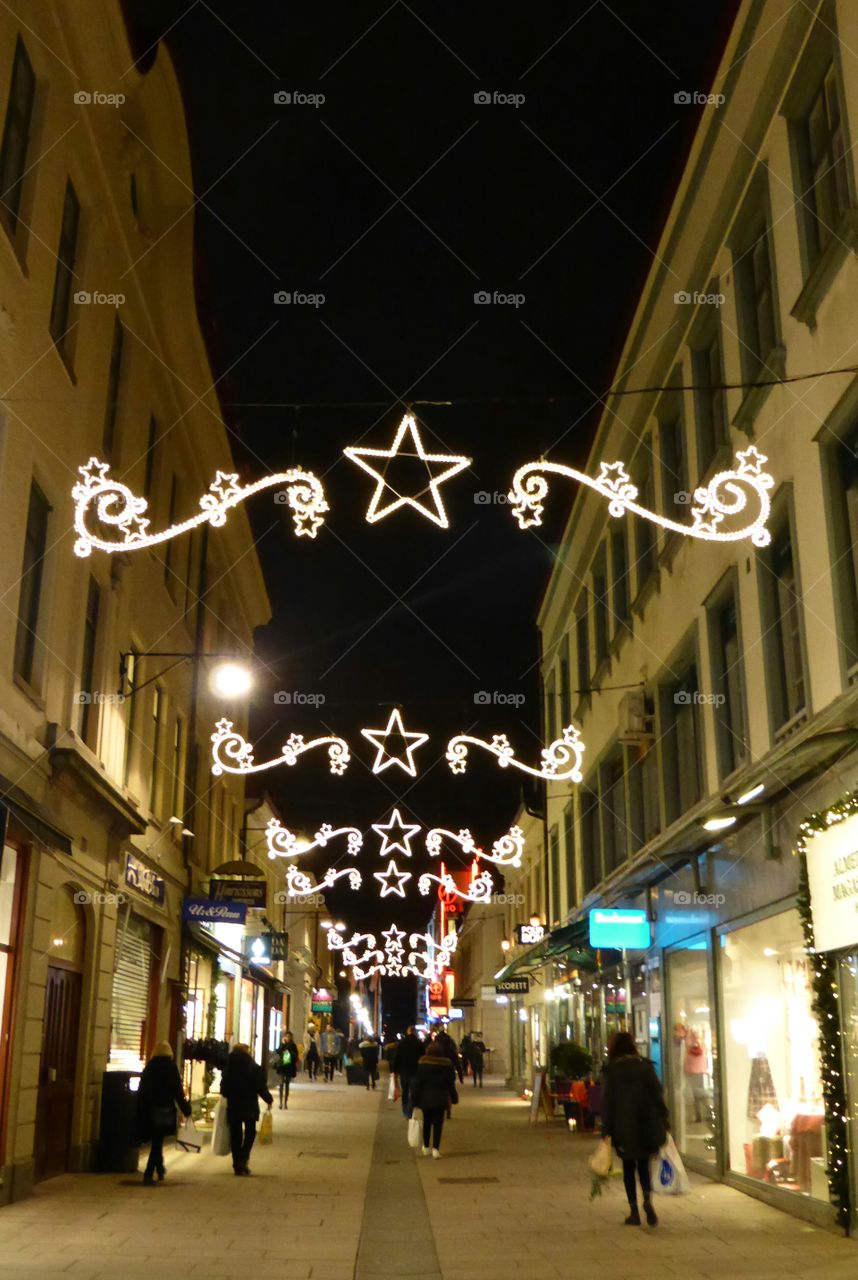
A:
[98, 1069, 142, 1172]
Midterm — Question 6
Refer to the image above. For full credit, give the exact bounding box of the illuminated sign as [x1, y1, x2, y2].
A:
[125, 853, 165, 903]
[496, 978, 529, 995]
[514, 922, 545, 945]
[588, 908, 651, 950]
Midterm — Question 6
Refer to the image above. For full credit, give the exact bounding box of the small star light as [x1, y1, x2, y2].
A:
[374, 860, 412, 898]
[344, 414, 471, 529]
[361, 707, 429, 776]
[382, 924, 406, 953]
[372, 808, 421, 857]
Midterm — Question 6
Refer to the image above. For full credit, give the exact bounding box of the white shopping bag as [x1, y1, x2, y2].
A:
[588, 1137, 613, 1177]
[175, 1114, 202, 1153]
[388, 1074, 397, 1101]
[650, 1134, 691, 1195]
[407, 1114, 422, 1149]
[211, 1098, 231, 1157]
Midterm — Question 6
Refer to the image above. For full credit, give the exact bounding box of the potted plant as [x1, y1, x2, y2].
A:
[549, 1041, 592, 1081]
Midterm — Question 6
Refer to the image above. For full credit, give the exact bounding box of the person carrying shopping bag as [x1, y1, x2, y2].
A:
[411, 1041, 458, 1159]
[274, 1031, 298, 1109]
[134, 1041, 192, 1185]
[359, 1034, 380, 1089]
[220, 1043, 273, 1176]
[601, 1031, 669, 1227]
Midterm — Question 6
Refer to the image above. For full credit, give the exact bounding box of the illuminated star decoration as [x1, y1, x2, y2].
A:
[361, 708, 429, 777]
[508, 446, 774, 547]
[382, 924, 406, 953]
[212, 719, 350, 777]
[72, 456, 328, 557]
[372, 808, 421, 857]
[374, 860, 412, 898]
[344, 413, 471, 529]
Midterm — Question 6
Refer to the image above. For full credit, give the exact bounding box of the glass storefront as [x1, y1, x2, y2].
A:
[720, 909, 826, 1199]
[666, 936, 717, 1165]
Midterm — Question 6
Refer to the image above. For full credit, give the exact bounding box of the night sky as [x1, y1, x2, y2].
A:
[125, 0, 738, 1021]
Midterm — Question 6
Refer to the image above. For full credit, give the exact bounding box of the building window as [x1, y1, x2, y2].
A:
[0, 37, 35, 233]
[634, 447, 658, 591]
[563, 801, 575, 908]
[49, 180, 81, 355]
[610, 526, 630, 631]
[694, 326, 728, 474]
[797, 61, 850, 268]
[14, 480, 50, 686]
[662, 664, 702, 824]
[79, 577, 100, 747]
[559, 649, 571, 726]
[576, 596, 590, 700]
[660, 414, 687, 513]
[761, 520, 807, 730]
[123, 652, 137, 787]
[149, 687, 165, 816]
[103, 317, 124, 458]
[580, 784, 600, 894]
[170, 715, 184, 818]
[710, 592, 747, 777]
[829, 430, 858, 670]
[642, 743, 661, 842]
[601, 754, 627, 874]
[143, 415, 158, 499]
[545, 668, 557, 742]
[593, 546, 609, 668]
[734, 206, 779, 382]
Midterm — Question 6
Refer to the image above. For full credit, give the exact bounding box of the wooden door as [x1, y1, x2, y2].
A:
[34, 964, 82, 1180]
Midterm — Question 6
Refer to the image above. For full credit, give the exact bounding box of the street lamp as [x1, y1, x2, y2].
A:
[209, 661, 253, 698]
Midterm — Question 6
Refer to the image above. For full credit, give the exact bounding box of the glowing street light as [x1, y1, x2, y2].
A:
[209, 660, 253, 698]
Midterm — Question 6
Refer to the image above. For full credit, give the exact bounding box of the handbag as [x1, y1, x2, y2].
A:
[650, 1134, 690, 1195]
[175, 1115, 202, 1153]
[588, 1137, 613, 1177]
[388, 1074, 399, 1102]
[407, 1115, 421, 1149]
[258, 1110, 273, 1145]
[212, 1097, 231, 1157]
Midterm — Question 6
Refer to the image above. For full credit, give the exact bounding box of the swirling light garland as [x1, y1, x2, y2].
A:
[72, 457, 328, 557]
[284, 865, 362, 896]
[265, 819, 363, 860]
[446, 723, 584, 782]
[418, 868, 495, 903]
[326, 928, 386, 980]
[212, 719, 350, 778]
[426, 824, 525, 868]
[508, 447, 773, 546]
[406, 929, 459, 982]
[327, 923, 458, 982]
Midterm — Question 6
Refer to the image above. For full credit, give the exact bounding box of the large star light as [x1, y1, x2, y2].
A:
[344, 414, 471, 529]
[374, 860, 412, 898]
[361, 707, 429, 776]
[372, 808, 421, 857]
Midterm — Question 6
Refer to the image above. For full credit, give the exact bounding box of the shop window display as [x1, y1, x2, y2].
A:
[721, 910, 826, 1198]
[667, 939, 717, 1165]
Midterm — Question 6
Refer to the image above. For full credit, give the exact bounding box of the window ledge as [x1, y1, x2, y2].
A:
[791, 208, 858, 330]
[573, 694, 591, 722]
[773, 707, 808, 745]
[631, 571, 660, 620]
[51, 337, 77, 387]
[732, 345, 786, 435]
[609, 620, 632, 659]
[13, 672, 45, 711]
[0, 210, 29, 278]
[659, 529, 683, 572]
[591, 656, 611, 689]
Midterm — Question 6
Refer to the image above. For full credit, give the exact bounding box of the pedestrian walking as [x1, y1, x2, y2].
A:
[434, 1027, 463, 1084]
[393, 1026, 423, 1118]
[304, 1026, 320, 1080]
[359, 1034, 380, 1089]
[469, 1032, 487, 1087]
[274, 1031, 298, 1108]
[411, 1041, 458, 1158]
[460, 1031, 473, 1078]
[134, 1041, 192, 1185]
[601, 1031, 669, 1227]
[320, 1023, 342, 1082]
[220, 1043, 273, 1176]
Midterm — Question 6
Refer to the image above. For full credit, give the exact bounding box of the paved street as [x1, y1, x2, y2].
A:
[0, 1071, 856, 1280]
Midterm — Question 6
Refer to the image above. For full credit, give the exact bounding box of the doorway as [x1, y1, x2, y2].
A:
[34, 888, 85, 1180]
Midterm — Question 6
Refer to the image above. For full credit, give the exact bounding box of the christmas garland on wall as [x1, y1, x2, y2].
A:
[796, 797, 855, 1233]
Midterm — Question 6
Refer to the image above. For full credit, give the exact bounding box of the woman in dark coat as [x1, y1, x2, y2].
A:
[601, 1031, 669, 1226]
[411, 1042, 458, 1157]
[220, 1043, 273, 1175]
[358, 1035, 380, 1090]
[274, 1031, 299, 1109]
[134, 1041, 191, 1184]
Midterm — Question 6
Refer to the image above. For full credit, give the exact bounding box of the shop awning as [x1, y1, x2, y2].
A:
[543, 920, 622, 971]
[494, 938, 551, 980]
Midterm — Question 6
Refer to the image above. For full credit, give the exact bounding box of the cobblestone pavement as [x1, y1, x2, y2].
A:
[0, 1074, 856, 1279]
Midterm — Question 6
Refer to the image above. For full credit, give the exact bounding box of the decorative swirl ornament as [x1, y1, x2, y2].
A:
[326, 928, 385, 980]
[508, 446, 773, 546]
[72, 457, 328, 558]
[406, 929, 459, 982]
[426, 824, 525, 868]
[446, 724, 584, 782]
[284, 865, 362, 897]
[211, 719, 350, 778]
[418, 869, 495, 904]
[265, 818, 363, 860]
[327, 923, 457, 981]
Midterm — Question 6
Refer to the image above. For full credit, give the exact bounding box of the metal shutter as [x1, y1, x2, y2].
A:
[109, 912, 153, 1070]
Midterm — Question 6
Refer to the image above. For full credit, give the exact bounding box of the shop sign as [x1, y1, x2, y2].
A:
[210, 879, 267, 907]
[515, 922, 545, 945]
[588, 908, 651, 950]
[311, 986, 333, 1013]
[268, 930, 289, 960]
[451, 998, 475, 1007]
[805, 811, 858, 951]
[124, 852, 165, 904]
[183, 897, 247, 925]
[496, 978, 529, 994]
[244, 934, 272, 965]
